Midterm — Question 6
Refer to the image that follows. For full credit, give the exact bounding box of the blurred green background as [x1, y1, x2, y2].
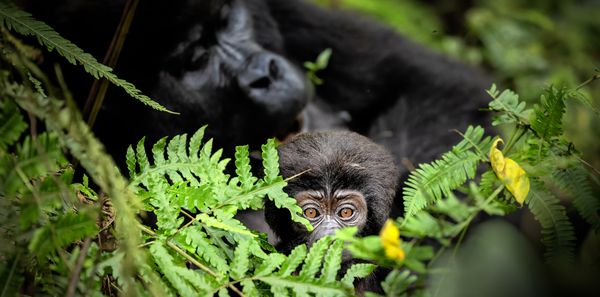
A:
[314, 0, 600, 169]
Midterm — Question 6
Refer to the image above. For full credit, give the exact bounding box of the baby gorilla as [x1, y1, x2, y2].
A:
[265, 131, 399, 253]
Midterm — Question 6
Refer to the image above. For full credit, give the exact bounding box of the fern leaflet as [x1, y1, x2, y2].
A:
[0, 2, 174, 113]
[526, 180, 576, 262]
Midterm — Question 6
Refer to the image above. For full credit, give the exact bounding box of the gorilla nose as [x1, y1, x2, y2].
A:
[238, 52, 280, 91]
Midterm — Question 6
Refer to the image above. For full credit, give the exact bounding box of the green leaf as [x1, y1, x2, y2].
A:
[320, 240, 344, 284]
[262, 138, 280, 183]
[340, 263, 376, 288]
[0, 100, 27, 149]
[279, 244, 308, 277]
[526, 180, 575, 262]
[552, 165, 600, 230]
[299, 236, 332, 280]
[28, 210, 98, 259]
[532, 86, 566, 140]
[488, 87, 532, 126]
[255, 253, 286, 276]
[235, 145, 257, 191]
[0, 2, 174, 113]
[381, 270, 417, 297]
[231, 240, 251, 279]
[149, 242, 198, 297]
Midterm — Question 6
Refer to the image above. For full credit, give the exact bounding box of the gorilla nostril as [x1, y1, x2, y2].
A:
[249, 76, 271, 89]
[268, 59, 279, 79]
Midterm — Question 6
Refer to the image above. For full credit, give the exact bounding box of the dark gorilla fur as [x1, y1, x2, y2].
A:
[266, 130, 398, 294]
[266, 130, 399, 253]
[24, 0, 490, 178]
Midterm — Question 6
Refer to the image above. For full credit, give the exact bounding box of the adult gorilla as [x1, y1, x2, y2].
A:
[26, 0, 489, 183]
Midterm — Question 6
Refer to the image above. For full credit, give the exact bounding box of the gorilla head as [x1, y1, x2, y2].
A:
[265, 131, 399, 252]
[149, 0, 312, 149]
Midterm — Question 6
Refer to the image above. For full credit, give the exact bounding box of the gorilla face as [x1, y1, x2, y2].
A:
[153, 0, 311, 147]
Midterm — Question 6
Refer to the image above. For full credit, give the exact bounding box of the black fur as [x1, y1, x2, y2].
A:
[24, 0, 490, 175]
[266, 130, 399, 252]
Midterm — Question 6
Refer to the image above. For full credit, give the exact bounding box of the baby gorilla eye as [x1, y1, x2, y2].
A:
[338, 208, 354, 219]
[303, 207, 319, 219]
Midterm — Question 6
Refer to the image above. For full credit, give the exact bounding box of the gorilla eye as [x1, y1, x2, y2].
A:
[339, 208, 354, 219]
[304, 208, 319, 219]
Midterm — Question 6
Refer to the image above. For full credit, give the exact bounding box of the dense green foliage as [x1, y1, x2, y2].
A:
[1, 1, 599, 296]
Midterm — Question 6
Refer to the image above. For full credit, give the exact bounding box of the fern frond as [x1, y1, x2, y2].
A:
[0, 2, 174, 113]
[28, 210, 98, 259]
[0, 99, 27, 149]
[403, 150, 480, 218]
[488, 87, 532, 126]
[254, 253, 286, 276]
[320, 240, 344, 284]
[340, 263, 376, 288]
[299, 236, 332, 280]
[234, 145, 258, 191]
[230, 240, 251, 279]
[532, 86, 566, 140]
[262, 138, 280, 183]
[526, 180, 576, 262]
[552, 165, 600, 229]
[150, 242, 209, 297]
[381, 269, 417, 297]
[182, 227, 229, 274]
[453, 125, 493, 159]
[261, 276, 348, 296]
[278, 244, 308, 277]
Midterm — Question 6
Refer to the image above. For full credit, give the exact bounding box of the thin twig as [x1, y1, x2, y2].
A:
[83, 0, 139, 128]
[65, 237, 93, 297]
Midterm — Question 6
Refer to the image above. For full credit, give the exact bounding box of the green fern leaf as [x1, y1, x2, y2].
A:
[299, 236, 333, 280]
[260, 276, 348, 296]
[28, 210, 98, 259]
[279, 244, 308, 277]
[552, 165, 600, 229]
[199, 211, 255, 237]
[262, 138, 280, 183]
[403, 150, 480, 218]
[151, 136, 168, 166]
[0, 100, 27, 149]
[182, 227, 229, 273]
[218, 288, 230, 297]
[340, 263, 376, 288]
[488, 87, 532, 126]
[320, 240, 344, 284]
[125, 145, 136, 178]
[270, 285, 291, 296]
[0, 2, 174, 113]
[235, 145, 258, 191]
[532, 86, 566, 140]
[526, 180, 576, 262]
[255, 253, 286, 276]
[453, 125, 493, 159]
[381, 269, 418, 297]
[241, 279, 260, 297]
[149, 242, 197, 297]
[231, 240, 251, 279]
[263, 179, 313, 230]
[189, 126, 206, 161]
[135, 137, 150, 175]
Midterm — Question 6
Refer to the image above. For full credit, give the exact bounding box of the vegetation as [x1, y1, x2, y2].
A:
[1, 1, 599, 296]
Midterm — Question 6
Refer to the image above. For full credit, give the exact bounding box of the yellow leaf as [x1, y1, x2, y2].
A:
[489, 138, 530, 205]
[380, 220, 405, 261]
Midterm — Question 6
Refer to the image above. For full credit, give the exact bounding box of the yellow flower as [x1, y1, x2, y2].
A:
[380, 219, 405, 261]
[490, 138, 530, 205]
